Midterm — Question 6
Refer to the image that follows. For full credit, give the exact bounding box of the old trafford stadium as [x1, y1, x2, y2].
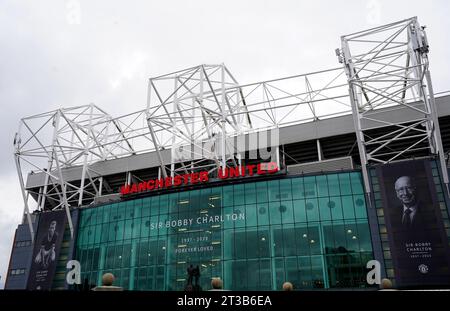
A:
[5, 17, 450, 291]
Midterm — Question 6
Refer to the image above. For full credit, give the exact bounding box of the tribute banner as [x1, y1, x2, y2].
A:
[27, 210, 67, 290]
[377, 159, 450, 287]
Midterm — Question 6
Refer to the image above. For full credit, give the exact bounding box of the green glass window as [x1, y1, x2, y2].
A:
[269, 202, 282, 225]
[222, 206, 234, 229]
[357, 223, 372, 252]
[306, 198, 319, 222]
[354, 194, 368, 219]
[327, 174, 340, 196]
[107, 222, 115, 242]
[247, 259, 259, 289]
[138, 241, 149, 266]
[268, 180, 280, 202]
[318, 197, 332, 221]
[169, 193, 179, 213]
[222, 185, 233, 207]
[233, 231, 247, 259]
[140, 217, 150, 237]
[280, 201, 294, 224]
[316, 175, 329, 197]
[125, 201, 134, 219]
[323, 224, 336, 254]
[332, 223, 349, 253]
[117, 203, 126, 220]
[233, 206, 246, 228]
[298, 256, 313, 288]
[342, 195, 356, 219]
[76, 170, 373, 291]
[108, 203, 118, 222]
[257, 203, 269, 226]
[256, 182, 268, 203]
[293, 200, 307, 223]
[282, 228, 297, 256]
[142, 198, 151, 217]
[339, 173, 352, 195]
[291, 178, 304, 200]
[89, 209, 97, 226]
[329, 196, 344, 221]
[245, 204, 257, 227]
[258, 228, 270, 257]
[132, 219, 141, 239]
[158, 214, 168, 236]
[259, 259, 272, 290]
[81, 209, 91, 227]
[246, 230, 259, 258]
[310, 256, 325, 288]
[133, 199, 142, 219]
[344, 223, 360, 253]
[307, 226, 321, 255]
[105, 245, 115, 269]
[223, 229, 234, 261]
[273, 226, 283, 257]
[100, 223, 109, 243]
[279, 179, 292, 201]
[94, 225, 101, 244]
[285, 257, 299, 288]
[274, 258, 285, 290]
[124, 219, 133, 240]
[150, 196, 160, 216]
[350, 172, 364, 194]
[244, 183, 257, 204]
[304, 176, 317, 198]
[159, 195, 169, 214]
[101, 206, 109, 223]
[116, 220, 125, 241]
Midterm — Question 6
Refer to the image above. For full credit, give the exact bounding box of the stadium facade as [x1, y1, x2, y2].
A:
[5, 17, 450, 290]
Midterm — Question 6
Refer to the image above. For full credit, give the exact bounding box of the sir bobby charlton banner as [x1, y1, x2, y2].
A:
[27, 210, 67, 290]
[377, 159, 450, 287]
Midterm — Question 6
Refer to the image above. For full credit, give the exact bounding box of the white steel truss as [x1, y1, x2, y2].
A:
[14, 66, 350, 231]
[338, 16, 449, 198]
[146, 64, 350, 178]
[13, 104, 136, 240]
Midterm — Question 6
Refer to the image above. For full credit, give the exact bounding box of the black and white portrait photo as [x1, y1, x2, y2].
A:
[27, 211, 66, 290]
[34, 220, 58, 269]
[393, 175, 426, 232]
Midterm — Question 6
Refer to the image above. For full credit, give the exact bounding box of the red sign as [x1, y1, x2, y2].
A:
[120, 162, 279, 196]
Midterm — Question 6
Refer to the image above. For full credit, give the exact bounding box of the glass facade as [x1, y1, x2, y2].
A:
[75, 171, 373, 290]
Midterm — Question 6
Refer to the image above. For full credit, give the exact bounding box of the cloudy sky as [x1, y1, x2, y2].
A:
[0, 0, 449, 288]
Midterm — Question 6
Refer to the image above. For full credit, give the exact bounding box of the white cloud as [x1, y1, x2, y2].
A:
[107, 49, 150, 90]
